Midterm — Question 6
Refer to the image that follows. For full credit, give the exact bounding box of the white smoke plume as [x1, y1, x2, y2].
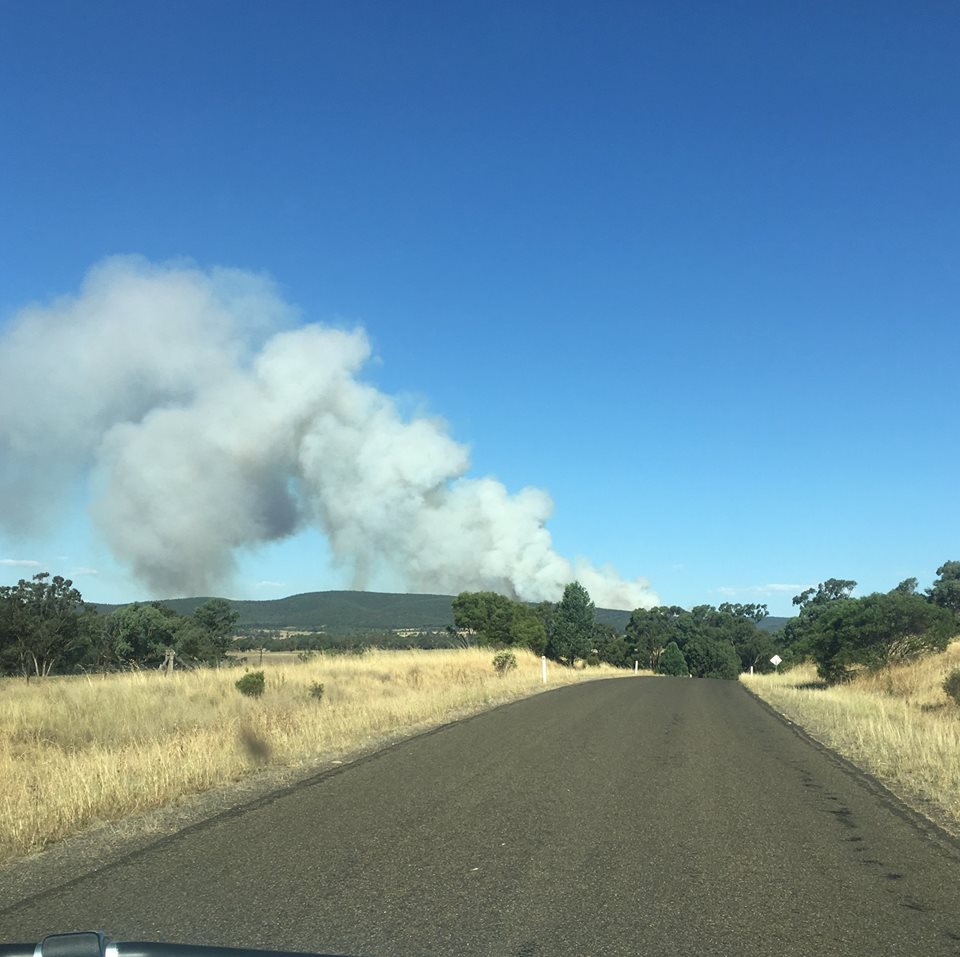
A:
[0, 256, 658, 610]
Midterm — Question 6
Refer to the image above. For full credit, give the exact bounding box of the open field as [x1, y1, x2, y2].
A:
[741, 639, 960, 832]
[0, 648, 637, 866]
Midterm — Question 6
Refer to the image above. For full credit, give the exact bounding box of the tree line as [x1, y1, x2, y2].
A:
[453, 560, 960, 683]
[0, 572, 239, 677]
[4, 561, 957, 681]
[452, 585, 775, 679]
[780, 562, 960, 683]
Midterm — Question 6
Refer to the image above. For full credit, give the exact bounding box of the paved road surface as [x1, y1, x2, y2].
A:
[2, 678, 959, 957]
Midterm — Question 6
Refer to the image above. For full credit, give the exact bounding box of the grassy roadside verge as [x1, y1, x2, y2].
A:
[741, 640, 960, 833]
[1, 648, 639, 866]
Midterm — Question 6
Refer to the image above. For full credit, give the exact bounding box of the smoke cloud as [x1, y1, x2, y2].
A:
[0, 257, 658, 610]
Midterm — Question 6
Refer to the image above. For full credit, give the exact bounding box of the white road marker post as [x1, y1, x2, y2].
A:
[634, 660, 639, 675]
[541, 655, 548, 684]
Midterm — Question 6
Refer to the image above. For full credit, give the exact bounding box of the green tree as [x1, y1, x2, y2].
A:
[103, 603, 179, 667]
[792, 579, 857, 609]
[732, 629, 777, 673]
[684, 635, 740, 679]
[625, 606, 685, 671]
[658, 640, 688, 676]
[809, 588, 956, 684]
[452, 591, 516, 646]
[510, 604, 548, 655]
[192, 598, 240, 662]
[549, 582, 595, 665]
[593, 622, 630, 667]
[927, 561, 960, 618]
[718, 602, 769, 624]
[452, 591, 547, 653]
[0, 573, 91, 677]
[783, 579, 858, 662]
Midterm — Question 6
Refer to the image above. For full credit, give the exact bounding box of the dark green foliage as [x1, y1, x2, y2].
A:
[0, 573, 91, 677]
[718, 602, 768, 623]
[658, 641, 688, 676]
[927, 561, 960, 618]
[492, 651, 518, 675]
[792, 579, 857, 609]
[943, 670, 960, 707]
[235, 671, 266, 697]
[549, 582, 595, 665]
[625, 606, 685, 671]
[102, 602, 178, 667]
[683, 635, 741, 679]
[805, 589, 956, 684]
[308, 681, 325, 701]
[624, 603, 764, 678]
[592, 622, 631, 667]
[452, 591, 547, 654]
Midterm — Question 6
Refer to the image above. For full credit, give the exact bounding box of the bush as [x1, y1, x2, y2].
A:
[684, 636, 740, 680]
[235, 671, 266, 698]
[944, 669, 960, 706]
[808, 591, 955, 684]
[492, 651, 518, 676]
[659, 641, 688, 676]
[308, 681, 325, 701]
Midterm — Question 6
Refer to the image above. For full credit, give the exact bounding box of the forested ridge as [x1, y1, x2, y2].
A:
[2, 563, 957, 679]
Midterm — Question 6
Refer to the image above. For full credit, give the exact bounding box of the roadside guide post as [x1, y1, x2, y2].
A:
[634, 660, 639, 675]
[770, 654, 782, 673]
[541, 655, 547, 684]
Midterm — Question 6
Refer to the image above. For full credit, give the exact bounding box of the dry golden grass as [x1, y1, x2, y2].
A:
[741, 640, 960, 830]
[0, 648, 637, 865]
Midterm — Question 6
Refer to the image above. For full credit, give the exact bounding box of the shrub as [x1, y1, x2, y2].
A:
[235, 671, 265, 698]
[684, 636, 740, 680]
[492, 651, 518, 676]
[944, 669, 960, 707]
[659, 641, 688, 676]
[308, 681, 325, 701]
[297, 650, 317, 663]
[808, 591, 956, 684]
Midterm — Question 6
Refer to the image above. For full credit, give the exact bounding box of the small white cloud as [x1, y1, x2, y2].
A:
[254, 580, 287, 589]
[0, 558, 41, 567]
[715, 586, 738, 596]
[70, 567, 100, 576]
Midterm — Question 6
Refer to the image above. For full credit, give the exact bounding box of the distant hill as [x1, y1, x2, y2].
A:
[95, 591, 457, 633]
[93, 591, 791, 636]
[758, 615, 790, 633]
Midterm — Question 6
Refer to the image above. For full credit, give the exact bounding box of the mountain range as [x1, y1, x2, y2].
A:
[94, 590, 790, 635]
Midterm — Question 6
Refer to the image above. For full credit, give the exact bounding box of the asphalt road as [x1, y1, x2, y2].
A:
[3, 677, 960, 957]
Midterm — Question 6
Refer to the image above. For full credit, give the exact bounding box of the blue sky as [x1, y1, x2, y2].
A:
[1, 1, 958, 614]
